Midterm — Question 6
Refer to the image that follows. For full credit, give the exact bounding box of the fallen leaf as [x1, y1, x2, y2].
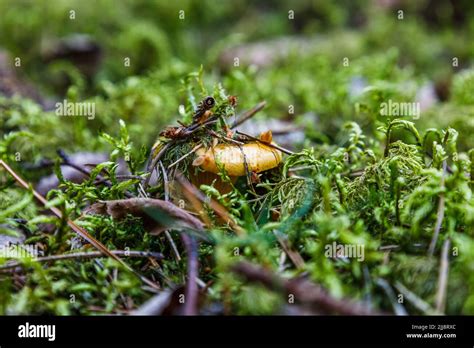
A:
[85, 198, 204, 235]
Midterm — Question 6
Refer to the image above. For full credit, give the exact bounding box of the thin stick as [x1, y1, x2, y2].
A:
[436, 238, 450, 313]
[394, 281, 436, 315]
[274, 231, 305, 269]
[57, 150, 95, 178]
[168, 143, 203, 169]
[375, 278, 407, 316]
[160, 160, 170, 201]
[160, 160, 182, 262]
[428, 160, 447, 256]
[59, 156, 135, 198]
[186, 116, 219, 133]
[0, 160, 160, 290]
[288, 165, 316, 172]
[235, 130, 294, 155]
[208, 130, 244, 146]
[231, 101, 266, 129]
[0, 250, 164, 271]
[379, 245, 400, 251]
[181, 234, 199, 315]
[160, 164, 198, 314]
[137, 183, 148, 198]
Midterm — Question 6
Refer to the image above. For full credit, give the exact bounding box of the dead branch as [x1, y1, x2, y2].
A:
[231, 261, 383, 315]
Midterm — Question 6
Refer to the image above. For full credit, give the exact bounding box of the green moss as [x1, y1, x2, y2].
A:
[1, 0, 474, 315]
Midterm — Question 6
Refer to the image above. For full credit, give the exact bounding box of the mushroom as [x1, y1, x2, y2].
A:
[190, 130, 282, 192]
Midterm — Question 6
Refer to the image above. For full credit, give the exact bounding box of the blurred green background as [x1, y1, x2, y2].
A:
[0, 0, 473, 171]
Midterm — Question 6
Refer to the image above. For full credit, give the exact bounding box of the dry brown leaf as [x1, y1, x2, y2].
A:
[85, 198, 204, 235]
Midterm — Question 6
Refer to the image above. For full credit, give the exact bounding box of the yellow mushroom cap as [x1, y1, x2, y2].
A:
[193, 142, 282, 176]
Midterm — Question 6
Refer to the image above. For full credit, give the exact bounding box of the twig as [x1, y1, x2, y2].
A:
[208, 130, 244, 146]
[168, 143, 203, 169]
[160, 160, 170, 201]
[428, 160, 447, 256]
[0, 250, 164, 272]
[394, 281, 437, 315]
[57, 150, 93, 177]
[379, 245, 400, 251]
[274, 231, 305, 269]
[235, 130, 294, 155]
[237, 143, 258, 195]
[185, 115, 219, 134]
[436, 238, 450, 313]
[288, 165, 315, 172]
[181, 234, 199, 315]
[58, 150, 135, 198]
[277, 251, 287, 273]
[158, 162, 199, 314]
[131, 289, 174, 315]
[160, 160, 182, 262]
[231, 261, 382, 315]
[375, 278, 407, 315]
[231, 101, 266, 129]
[0, 160, 160, 290]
